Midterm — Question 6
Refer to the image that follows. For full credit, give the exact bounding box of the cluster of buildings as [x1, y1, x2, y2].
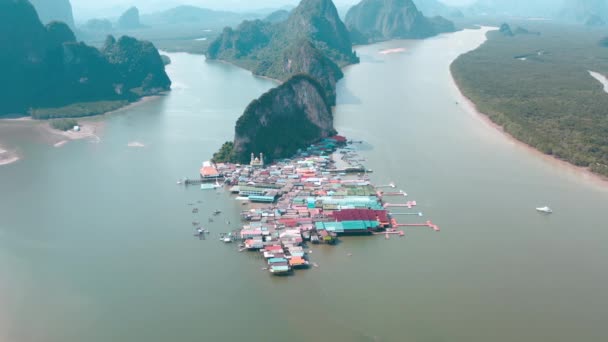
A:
[197, 136, 433, 276]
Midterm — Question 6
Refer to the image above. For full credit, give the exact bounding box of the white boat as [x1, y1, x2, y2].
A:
[223, 237, 232, 243]
[536, 206, 553, 213]
[201, 181, 221, 190]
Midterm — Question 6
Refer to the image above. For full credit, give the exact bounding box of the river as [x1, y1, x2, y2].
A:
[1, 27, 607, 342]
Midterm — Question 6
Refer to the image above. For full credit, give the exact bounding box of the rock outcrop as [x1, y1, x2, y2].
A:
[207, 0, 357, 106]
[344, 0, 456, 43]
[0, 0, 170, 117]
[220, 75, 336, 164]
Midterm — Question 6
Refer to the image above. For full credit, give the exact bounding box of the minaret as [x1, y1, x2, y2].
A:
[259, 153, 264, 166]
[250, 153, 255, 166]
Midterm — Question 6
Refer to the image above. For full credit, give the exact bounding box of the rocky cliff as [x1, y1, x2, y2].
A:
[207, 0, 357, 106]
[0, 0, 170, 117]
[29, 0, 74, 28]
[344, 0, 455, 43]
[215, 75, 336, 164]
[102, 35, 171, 95]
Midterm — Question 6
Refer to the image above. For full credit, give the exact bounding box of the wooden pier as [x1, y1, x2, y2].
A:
[390, 219, 440, 232]
[183, 177, 224, 185]
[327, 167, 372, 174]
[383, 201, 417, 209]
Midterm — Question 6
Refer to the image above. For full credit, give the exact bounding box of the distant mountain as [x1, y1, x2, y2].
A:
[213, 75, 336, 164]
[465, 0, 557, 18]
[118, 7, 142, 30]
[413, 0, 464, 18]
[264, 9, 291, 23]
[207, 0, 357, 106]
[84, 19, 113, 32]
[559, 0, 608, 25]
[344, 0, 456, 42]
[29, 0, 74, 28]
[141, 6, 250, 28]
[0, 0, 170, 117]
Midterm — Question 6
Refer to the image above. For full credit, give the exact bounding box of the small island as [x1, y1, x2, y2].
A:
[213, 75, 336, 164]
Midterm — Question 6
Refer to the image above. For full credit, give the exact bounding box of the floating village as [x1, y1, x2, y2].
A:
[181, 136, 440, 276]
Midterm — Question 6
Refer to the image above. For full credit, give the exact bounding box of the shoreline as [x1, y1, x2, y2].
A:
[0, 95, 161, 163]
[450, 72, 608, 188]
[0, 146, 19, 166]
[206, 58, 282, 84]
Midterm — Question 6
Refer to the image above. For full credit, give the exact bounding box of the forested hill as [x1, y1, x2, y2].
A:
[0, 0, 171, 118]
[213, 75, 336, 164]
[452, 24, 608, 177]
[344, 0, 456, 43]
[206, 0, 357, 106]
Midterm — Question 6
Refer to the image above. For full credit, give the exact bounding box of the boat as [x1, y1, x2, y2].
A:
[213, 210, 222, 215]
[536, 206, 553, 213]
[201, 181, 221, 190]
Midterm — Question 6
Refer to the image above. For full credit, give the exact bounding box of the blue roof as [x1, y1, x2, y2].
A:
[271, 265, 290, 272]
[268, 258, 288, 264]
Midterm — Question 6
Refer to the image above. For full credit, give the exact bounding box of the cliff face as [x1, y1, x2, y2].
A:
[102, 36, 171, 94]
[0, 0, 170, 117]
[255, 39, 343, 106]
[285, 0, 358, 65]
[345, 0, 455, 42]
[29, 0, 74, 28]
[231, 75, 336, 163]
[207, 0, 357, 106]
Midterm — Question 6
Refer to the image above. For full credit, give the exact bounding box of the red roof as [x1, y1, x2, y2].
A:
[330, 135, 347, 143]
[278, 218, 298, 227]
[332, 209, 389, 223]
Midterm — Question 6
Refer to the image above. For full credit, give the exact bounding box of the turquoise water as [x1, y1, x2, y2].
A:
[1, 28, 607, 342]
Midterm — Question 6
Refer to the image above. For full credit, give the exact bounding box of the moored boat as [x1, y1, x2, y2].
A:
[536, 206, 553, 213]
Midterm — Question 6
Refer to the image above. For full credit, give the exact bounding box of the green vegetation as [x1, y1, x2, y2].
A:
[206, 0, 357, 106]
[215, 74, 335, 164]
[0, 0, 170, 118]
[212, 141, 236, 163]
[50, 118, 78, 131]
[452, 23, 608, 177]
[31, 100, 129, 119]
[153, 39, 210, 54]
[345, 0, 455, 43]
[160, 55, 171, 65]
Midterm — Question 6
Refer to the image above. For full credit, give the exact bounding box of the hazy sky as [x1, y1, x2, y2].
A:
[71, 0, 476, 20]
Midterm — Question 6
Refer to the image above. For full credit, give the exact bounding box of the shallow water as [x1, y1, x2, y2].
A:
[1, 28, 607, 342]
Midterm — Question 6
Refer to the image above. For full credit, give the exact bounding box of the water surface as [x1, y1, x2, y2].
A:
[1, 29, 607, 342]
